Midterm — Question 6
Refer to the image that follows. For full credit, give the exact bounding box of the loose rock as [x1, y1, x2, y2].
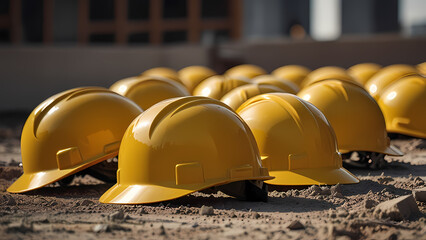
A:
[138, 208, 148, 215]
[364, 199, 378, 209]
[414, 177, 424, 186]
[200, 205, 214, 216]
[6, 196, 16, 206]
[93, 224, 109, 233]
[378, 176, 394, 184]
[321, 187, 331, 196]
[412, 187, 426, 202]
[331, 184, 342, 195]
[80, 199, 94, 206]
[373, 195, 421, 221]
[108, 210, 126, 221]
[229, 210, 237, 218]
[309, 185, 321, 196]
[251, 212, 260, 219]
[333, 192, 344, 198]
[287, 220, 304, 230]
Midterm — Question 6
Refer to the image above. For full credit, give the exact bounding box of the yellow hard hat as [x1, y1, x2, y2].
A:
[298, 80, 403, 156]
[271, 65, 311, 87]
[141, 67, 181, 83]
[347, 63, 382, 86]
[417, 62, 426, 76]
[220, 83, 285, 110]
[99, 96, 272, 204]
[377, 75, 426, 138]
[110, 75, 190, 110]
[193, 75, 251, 99]
[252, 75, 300, 94]
[178, 66, 217, 93]
[365, 64, 418, 100]
[7, 87, 143, 193]
[301, 66, 362, 88]
[225, 64, 267, 79]
[236, 93, 359, 186]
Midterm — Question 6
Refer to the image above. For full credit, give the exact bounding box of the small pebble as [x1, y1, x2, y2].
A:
[251, 212, 260, 219]
[321, 187, 331, 196]
[309, 185, 321, 196]
[108, 210, 125, 221]
[200, 205, 214, 216]
[287, 220, 304, 230]
[331, 184, 342, 195]
[364, 199, 378, 209]
[6, 196, 16, 206]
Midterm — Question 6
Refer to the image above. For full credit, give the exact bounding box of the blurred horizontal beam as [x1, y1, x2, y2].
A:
[161, 19, 188, 31]
[127, 21, 150, 32]
[201, 20, 229, 30]
[88, 22, 116, 34]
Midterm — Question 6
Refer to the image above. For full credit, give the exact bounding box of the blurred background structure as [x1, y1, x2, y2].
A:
[0, 0, 425, 110]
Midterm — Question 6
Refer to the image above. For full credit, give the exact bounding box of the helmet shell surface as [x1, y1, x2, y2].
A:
[193, 75, 251, 100]
[178, 66, 216, 93]
[298, 80, 403, 155]
[237, 93, 359, 185]
[365, 64, 418, 100]
[301, 66, 362, 88]
[347, 63, 382, 86]
[252, 75, 300, 94]
[377, 75, 426, 138]
[110, 76, 189, 110]
[225, 64, 267, 79]
[100, 96, 272, 204]
[271, 65, 311, 87]
[141, 67, 181, 83]
[221, 83, 285, 110]
[8, 87, 143, 193]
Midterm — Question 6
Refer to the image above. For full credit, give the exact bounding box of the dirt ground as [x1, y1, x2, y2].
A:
[0, 113, 425, 240]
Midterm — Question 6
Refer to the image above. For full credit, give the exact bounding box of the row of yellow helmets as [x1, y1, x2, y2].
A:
[8, 62, 426, 205]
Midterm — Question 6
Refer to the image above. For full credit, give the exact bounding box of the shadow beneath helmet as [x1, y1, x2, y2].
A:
[20, 183, 114, 199]
[12, 173, 113, 199]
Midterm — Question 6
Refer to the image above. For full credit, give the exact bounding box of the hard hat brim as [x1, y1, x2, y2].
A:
[7, 152, 117, 193]
[378, 145, 404, 156]
[265, 167, 359, 186]
[339, 145, 404, 156]
[100, 175, 274, 204]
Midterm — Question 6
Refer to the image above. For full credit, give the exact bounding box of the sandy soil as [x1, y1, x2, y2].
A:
[0, 114, 425, 240]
